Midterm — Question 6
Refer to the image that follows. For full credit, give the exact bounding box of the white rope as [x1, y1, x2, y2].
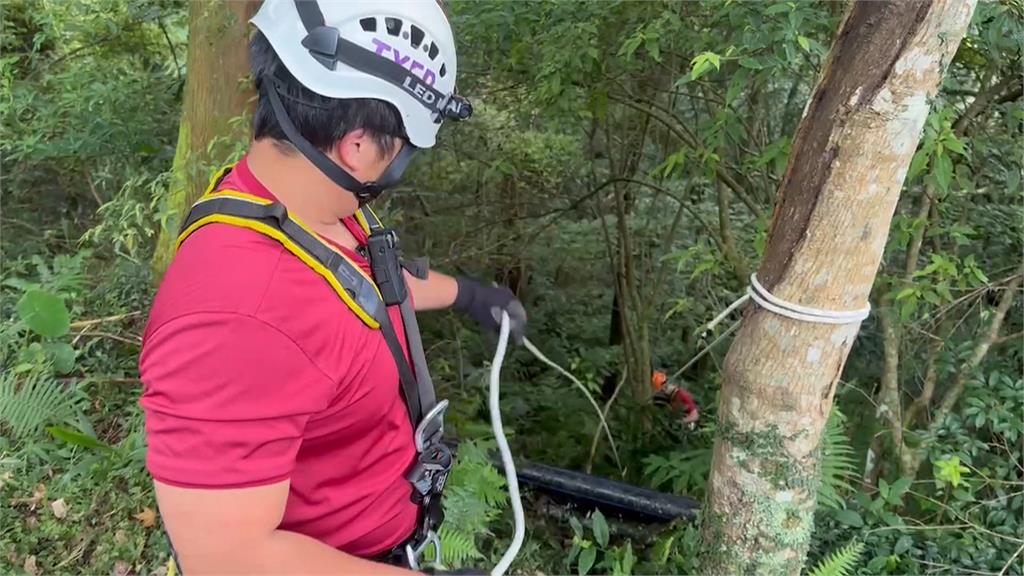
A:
[746, 273, 870, 324]
[708, 274, 871, 328]
[484, 272, 868, 575]
[522, 337, 623, 474]
[490, 312, 525, 576]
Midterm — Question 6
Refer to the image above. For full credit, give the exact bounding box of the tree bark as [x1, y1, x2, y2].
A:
[698, 2, 977, 574]
[152, 0, 259, 279]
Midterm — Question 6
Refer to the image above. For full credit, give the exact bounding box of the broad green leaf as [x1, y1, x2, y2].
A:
[622, 543, 635, 575]
[690, 52, 721, 81]
[43, 342, 76, 374]
[738, 57, 763, 70]
[879, 478, 890, 500]
[47, 426, 114, 452]
[797, 35, 810, 52]
[907, 149, 930, 181]
[933, 152, 953, 192]
[894, 535, 913, 555]
[890, 477, 913, 497]
[578, 546, 597, 576]
[659, 150, 686, 178]
[570, 516, 584, 538]
[834, 509, 864, 527]
[943, 134, 967, 156]
[934, 456, 969, 487]
[765, 2, 792, 14]
[16, 290, 70, 338]
[592, 509, 609, 547]
[894, 287, 916, 300]
[881, 512, 905, 527]
[645, 35, 661, 62]
[952, 488, 975, 501]
[618, 34, 643, 59]
[899, 296, 919, 322]
[867, 556, 888, 572]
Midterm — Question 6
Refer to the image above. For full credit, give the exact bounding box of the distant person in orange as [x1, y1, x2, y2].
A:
[651, 371, 700, 425]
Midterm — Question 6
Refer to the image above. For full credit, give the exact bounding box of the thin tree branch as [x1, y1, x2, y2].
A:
[716, 181, 751, 283]
[157, 16, 182, 83]
[606, 93, 764, 218]
[76, 331, 142, 346]
[68, 311, 142, 329]
[904, 337, 943, 427]
[587, 367, 627, 474]
[933, 270, 1023, 422]
[953, 74, 1021, 135]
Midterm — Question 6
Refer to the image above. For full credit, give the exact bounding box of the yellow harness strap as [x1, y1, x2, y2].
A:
[176, 187, 386, 329]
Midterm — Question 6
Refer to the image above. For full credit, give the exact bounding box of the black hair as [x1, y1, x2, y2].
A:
[249, 30, 407, 157]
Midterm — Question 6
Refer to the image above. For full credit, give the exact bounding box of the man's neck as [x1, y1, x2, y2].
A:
[246, 140, 359, 243]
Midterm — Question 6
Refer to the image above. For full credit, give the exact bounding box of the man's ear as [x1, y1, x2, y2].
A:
[334, 128, 367, 172]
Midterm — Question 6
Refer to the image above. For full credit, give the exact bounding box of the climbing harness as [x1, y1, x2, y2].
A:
[175, 166, 451, 571]
[168, 164, 620, 574]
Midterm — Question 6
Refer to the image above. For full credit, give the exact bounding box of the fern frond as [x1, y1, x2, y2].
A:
[0, 370, 74, 442]
[808, 540, 864, 576]
[438, 526, 484, 566]
[435, 439, 510, 568]
[818, 407, 858, 509]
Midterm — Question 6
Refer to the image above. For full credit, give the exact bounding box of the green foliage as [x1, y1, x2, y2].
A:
[690, 51, 721, 81]
[16, 290, 70, 338]
[2, 0, 1021, 575]
[808, 540, 864, 576]
[817, 408, 858, 510]
[428, 439, 508, 569]
[643, 448, 712, 498]
[567, 510, 626, 576]
[80, 171, 171, 262]
[0, 369, 75, 444]
[933, 455, 970, 489]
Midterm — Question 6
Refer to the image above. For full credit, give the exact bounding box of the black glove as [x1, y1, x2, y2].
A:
[453, 277, 527, 344]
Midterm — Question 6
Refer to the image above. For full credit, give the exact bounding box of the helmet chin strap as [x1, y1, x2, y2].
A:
[263, 79, 416, 206]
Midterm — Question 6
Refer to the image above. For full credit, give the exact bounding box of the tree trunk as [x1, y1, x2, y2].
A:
[697, 2, 977, 574]
[152, 0, 259, 278]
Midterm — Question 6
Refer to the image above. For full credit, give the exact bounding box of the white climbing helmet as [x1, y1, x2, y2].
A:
[252, 0, 470, 149]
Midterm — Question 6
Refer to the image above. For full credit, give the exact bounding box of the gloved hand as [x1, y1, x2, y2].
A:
[453, 277, 527, 344]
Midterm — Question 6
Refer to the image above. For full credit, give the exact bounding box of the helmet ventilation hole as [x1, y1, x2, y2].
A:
[385, 17, 402, 36]
[410, 25, 425, 48]
[428, 43, 439, 60]
[359, 17, 376, 32]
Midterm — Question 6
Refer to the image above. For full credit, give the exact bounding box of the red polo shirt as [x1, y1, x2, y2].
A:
[139, 158, 418, 557]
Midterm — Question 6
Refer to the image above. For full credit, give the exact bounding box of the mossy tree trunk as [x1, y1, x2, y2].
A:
[152, 0, 259, 279]
[697, 1, 977, 574]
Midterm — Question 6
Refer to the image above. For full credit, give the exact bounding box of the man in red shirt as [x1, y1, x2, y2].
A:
[139, 1, 526, 573]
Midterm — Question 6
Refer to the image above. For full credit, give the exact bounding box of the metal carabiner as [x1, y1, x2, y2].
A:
[404, 529, 441, 571]
[414, 399, 449, 452]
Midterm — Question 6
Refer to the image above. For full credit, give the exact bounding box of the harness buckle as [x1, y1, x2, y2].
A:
[367, 228, 407, 306]
[404, 529, 441, 571]
[406, 400, 453, 504]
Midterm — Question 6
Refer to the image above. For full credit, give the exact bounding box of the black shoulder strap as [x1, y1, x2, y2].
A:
[379, 311, 423, 424]
[177, 193, 425, 425]
[358, 205, 435, 420]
